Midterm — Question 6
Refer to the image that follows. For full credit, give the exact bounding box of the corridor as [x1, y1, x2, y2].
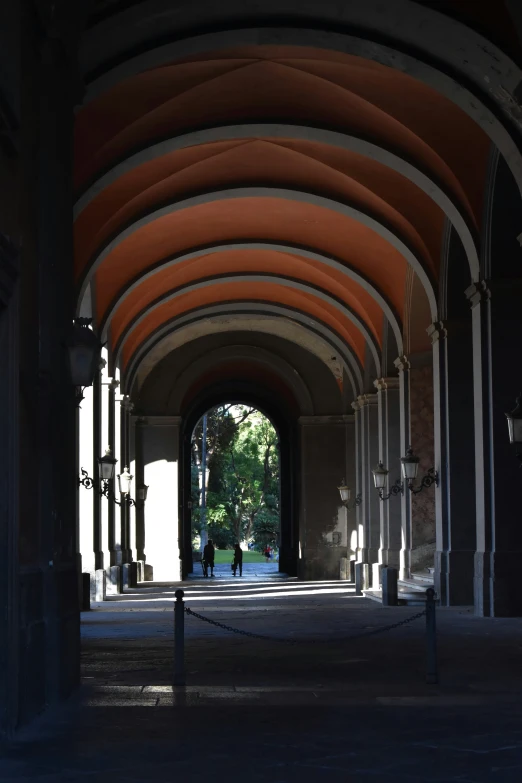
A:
[3, 578, 522, 781]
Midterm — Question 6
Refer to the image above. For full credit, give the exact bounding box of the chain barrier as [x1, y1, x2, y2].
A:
[185, 605, 426, 645]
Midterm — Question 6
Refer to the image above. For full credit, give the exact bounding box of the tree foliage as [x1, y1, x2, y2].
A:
[191, 405, 280, 548]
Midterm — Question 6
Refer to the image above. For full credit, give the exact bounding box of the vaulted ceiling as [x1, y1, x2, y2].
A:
[74, 1, 522, 411]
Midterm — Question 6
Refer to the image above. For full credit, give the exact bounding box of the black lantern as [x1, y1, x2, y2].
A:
[400, 448, 420, 482]
[67, 318, 103, 404]
[98, 448, 117, 482]
[372, 461, 389, 490]
[506, 394, 522, 446]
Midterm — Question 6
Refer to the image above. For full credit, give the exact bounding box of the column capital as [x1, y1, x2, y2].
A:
[119, 395, 134, 413]
[394, 355, 411, 372]
[465, 280, 491, 308]
[427, 321, 447, 344]
[373, 377, 400, 391]
[357, 393, 378, 407]
[351, 399, 361, 412]
[108, 378, 120, 392]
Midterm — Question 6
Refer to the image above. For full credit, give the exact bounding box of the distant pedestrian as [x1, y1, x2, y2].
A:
[264, 545, 271, 563]
[203, 539, 215, 577]
[232, 543, 243, 576]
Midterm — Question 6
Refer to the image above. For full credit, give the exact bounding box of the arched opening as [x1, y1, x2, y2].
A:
[180, 384, 299, 578]
[188, 403, 282, 576]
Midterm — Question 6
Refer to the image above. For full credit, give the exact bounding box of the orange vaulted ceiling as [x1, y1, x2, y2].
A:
[108, 248, 384, 349]
[92, 197, 408, 329]
[121, 281, 366, 369]
[75, 138, 443, 279]
[74, 45, 490, 225]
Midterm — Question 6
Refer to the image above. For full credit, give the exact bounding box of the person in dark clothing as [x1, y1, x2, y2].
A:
[232, 543, 243, 576]
[203, 539, 215, 577]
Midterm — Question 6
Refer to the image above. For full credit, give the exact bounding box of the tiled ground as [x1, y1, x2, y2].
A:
[3, 570, 522, 781]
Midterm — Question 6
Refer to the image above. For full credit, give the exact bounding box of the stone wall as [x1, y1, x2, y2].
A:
[409, 362, 435, 559]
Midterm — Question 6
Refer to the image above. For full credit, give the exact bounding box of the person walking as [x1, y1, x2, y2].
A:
[203, 539, 215, 577]
[264, 545, 271, 563]
[232, 543, 243, 576]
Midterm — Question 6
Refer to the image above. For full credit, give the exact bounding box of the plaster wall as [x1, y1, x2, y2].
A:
[299, 418, 353, 580]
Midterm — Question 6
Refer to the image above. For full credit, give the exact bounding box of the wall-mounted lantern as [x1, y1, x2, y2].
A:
[372, 462, 403, 501]
[338, 479, 362, 510]
[66, 318, 103, 406]
[373, 447, 438, 501]
[137, 484, 149, 502]
[506, 394, 522, 464]
[79, 449, 143, 507]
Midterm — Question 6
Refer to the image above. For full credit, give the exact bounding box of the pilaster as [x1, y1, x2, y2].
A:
[374, 377, 402, 579]
[394, 355, 412, 579]
[357, 393, 380, 580]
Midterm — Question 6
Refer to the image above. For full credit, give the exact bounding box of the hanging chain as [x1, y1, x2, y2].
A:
[185, 606, 426, 645]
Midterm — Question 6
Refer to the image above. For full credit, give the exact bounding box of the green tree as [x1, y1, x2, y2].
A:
[191, 406, 280, 548]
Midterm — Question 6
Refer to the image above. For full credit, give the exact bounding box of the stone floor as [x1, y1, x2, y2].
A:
[3, 569, 522, 781]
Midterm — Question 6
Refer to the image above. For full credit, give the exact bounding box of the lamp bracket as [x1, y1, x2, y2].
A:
[379, 479, 404, 501]
[78, 469, 139, 507]
[344, 493, 362, 511]
[408, 467, 439, 494]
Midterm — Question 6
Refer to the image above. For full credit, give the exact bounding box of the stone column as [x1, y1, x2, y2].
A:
[394, 356, 413, 579]
[78, 385, 95, 574]
[142, 416, 182, 582]
[358, 394, 380, 586]
[468, 279, 522, 616]
[429, 320, 476, 606]
[374, 377, 402, 578]
[120, 395, 134, 565]
[107, 378, 120, 569]
[298, 416, 352, 580]
[351, 400, 365, 566]
[0, 257, 19, 737]
[134, 417, 146, 574]
[344, 414, 358, 567]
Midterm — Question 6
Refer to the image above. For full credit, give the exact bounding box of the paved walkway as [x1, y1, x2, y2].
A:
[3, 573, 522, 781]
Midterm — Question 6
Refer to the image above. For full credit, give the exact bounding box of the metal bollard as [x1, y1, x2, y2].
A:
[425, 587, 438, 684]
[174, 589, 185, 686]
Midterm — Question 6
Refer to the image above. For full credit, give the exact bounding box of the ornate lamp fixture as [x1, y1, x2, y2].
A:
[338, 479, 362, 510]
[372, 462, 403, 501]
[79, 449, 143, 507]
[373, 447, 438, 501]
[400, 448, 439, 494]
[506, 393, 522, 464]
[66, 318, 103, 406]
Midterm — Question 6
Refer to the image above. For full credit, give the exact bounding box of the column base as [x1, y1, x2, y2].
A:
[122, 562, 138, 588]
[474, 551, 522, 617]
[106, 565, 122, 595]
[435, 549, 475, 606]
[93, 569, 106, 602]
